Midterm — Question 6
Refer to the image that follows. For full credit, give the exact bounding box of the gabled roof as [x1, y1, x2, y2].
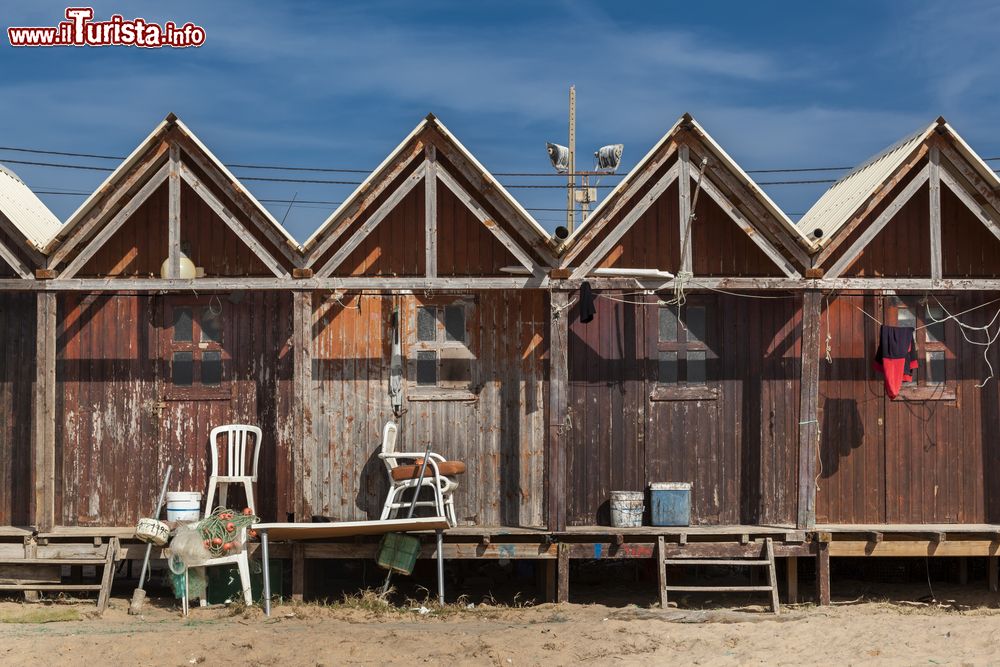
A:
[49, 113, 301, 253]
[0, 164, 61, 250]
[303, 114, 556, 258]
[798, 120, 940, 247]
[561, 113, 813, 267]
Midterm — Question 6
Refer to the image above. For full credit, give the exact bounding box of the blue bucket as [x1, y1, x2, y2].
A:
[650, 482, 691, 526]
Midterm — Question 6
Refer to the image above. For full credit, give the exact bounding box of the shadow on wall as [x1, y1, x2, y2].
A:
[820, 398, 865, 478]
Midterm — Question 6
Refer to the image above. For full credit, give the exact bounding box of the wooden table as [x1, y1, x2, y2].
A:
[251, 517, 450, 615]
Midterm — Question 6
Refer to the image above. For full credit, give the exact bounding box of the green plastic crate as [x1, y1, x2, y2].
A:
[377, 532, 421, 575]
[207, 562, 282, 605]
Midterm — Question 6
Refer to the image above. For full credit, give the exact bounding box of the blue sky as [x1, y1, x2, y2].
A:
[2, 0, 999, 241]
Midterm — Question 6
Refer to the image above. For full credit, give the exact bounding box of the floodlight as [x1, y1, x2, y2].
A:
[546, 142, 570, 173]
[594, 144, 623, 173]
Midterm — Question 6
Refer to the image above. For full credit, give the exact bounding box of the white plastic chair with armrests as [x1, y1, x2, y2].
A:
[204, 424, 262, 518]
[377, 421, 461, 526]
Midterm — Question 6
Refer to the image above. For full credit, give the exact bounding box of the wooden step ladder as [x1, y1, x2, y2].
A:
[0, 537, 119, 614]
[657, 536, 780, 614]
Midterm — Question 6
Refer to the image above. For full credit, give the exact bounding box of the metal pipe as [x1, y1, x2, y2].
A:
[262, 530, 271, 616]
[436, 529, 445, 605]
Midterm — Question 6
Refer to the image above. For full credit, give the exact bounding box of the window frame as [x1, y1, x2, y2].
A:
[650, 296, 719, 402]
[884, 296, 956, 402]
[163, 298, 232, 402]
[407, 296, 478, 402]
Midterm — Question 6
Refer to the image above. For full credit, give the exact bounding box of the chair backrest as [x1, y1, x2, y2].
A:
[209, 424, 263, 480]
[380, 421, 399, 475]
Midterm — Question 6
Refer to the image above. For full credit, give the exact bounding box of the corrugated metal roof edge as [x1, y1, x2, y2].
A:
[0, 163, 62, 250]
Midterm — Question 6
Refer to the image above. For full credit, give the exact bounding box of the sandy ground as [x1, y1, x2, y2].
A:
[1, 590, 999, 666]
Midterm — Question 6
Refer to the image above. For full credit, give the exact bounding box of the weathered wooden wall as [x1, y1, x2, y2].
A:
[566, 291, 801, 526]
[817, 292, 1000, 524]
[55, 292, 294, 526]
[305, 290, 548, 527]
[0, 293, 35, 525]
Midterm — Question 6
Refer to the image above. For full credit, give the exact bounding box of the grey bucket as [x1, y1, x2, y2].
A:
[609, 490, 644, 528]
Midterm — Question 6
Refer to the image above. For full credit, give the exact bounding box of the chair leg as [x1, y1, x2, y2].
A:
[446, 495, 458, 527]
[237, 552, 253, 606]
[204, 478, 217, 518]
[380, 486, 397, 521]
[218, 483, 229, 512]
[243, 480, 256, 515]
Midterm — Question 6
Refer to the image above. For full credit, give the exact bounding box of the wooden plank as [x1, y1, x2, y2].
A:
[179, 163, 288, 278]
[657, 536, 668, 608]
[292, 291, 314, 521]
[254, 517, 450, 540]
[0, 234, 32, 279]
[786, 556, 798, 604]
[557, 542, 569, 602]
[824, 164, 931, 278]
[797, 290, 822, 528]
[168, 144, 181, 279]
[0, 211, 44, 268]
[96, 537, 118, 614]
[678, 144, 692, 273]
[766, 538, 780, 613]
[316, 165, 426, 277]
[569, 163, 679, 279]
[698, 177, 801, 278]
[937, 140, 1000, 230]
[424, 148, 437, 277]
[435, 165, 540, 273]
[814, 142, 931, 267]
[665, 585, 774, 592]
[828, 540, 1000, 557]
[298, 542, 557, 559]
[60, 163, 170, 278]
[816, 540, 830, 605]
[929, 145, 942, 280]
[31, 293, 56, 531]
[547, 292, 570, 532]
[292, 544, 305, 601]
[567, 542, 813, 559]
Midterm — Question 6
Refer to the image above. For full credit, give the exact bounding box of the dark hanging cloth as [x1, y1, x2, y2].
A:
[579, 281, 596, 323]
[872, 325, 918, 399]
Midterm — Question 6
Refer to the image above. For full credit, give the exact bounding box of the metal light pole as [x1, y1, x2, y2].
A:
[567, 85, 576, 233]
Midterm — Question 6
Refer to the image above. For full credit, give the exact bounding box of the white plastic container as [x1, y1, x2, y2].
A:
[610, 490, 644, 528]
[166, 491, 202, 522]
[135, 518, 170, 545]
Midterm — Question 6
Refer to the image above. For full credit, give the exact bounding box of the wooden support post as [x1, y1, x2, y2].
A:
[958, 557, 968, 586]
[292, 291, 314, 521]
[22, 537, 38, 602]
[547, 291, 569, 532]
[292, 544, 305, 601]
[539, 560, 557, 603]
[786, 556, 799, 604]
[557, 542, 570, 603]
[678, 144, 692, 273]
[167, 144, 181, 279]
[989, 557, 998, 593]
[797, 290, 822, 529]
[929, 145, 942, 281]
[816, 541, 831, 606]
[657, 536, 668, 609]
[424, 146, 437, 278]
[32, 292, 56, 532]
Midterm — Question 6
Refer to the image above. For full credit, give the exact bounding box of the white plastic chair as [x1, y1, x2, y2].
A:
[184, 526, 253, 612]
[377, 422, 460, 526]
[204, 425, 263, 518]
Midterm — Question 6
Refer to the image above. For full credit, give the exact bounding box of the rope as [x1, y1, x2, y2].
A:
[667, 157, 709, 308]
[927, 297, 1000, 387]
[199, 507, 259, 558]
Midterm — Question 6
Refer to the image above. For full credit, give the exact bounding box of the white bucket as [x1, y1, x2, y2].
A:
[610, 490, 644, 528]
[166, 491, 202, 522]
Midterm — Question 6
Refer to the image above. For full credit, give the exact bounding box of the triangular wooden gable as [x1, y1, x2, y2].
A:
[304, 116, 557, 279]
[562, 115, 809, 280]
[819, 122, 1000, 279]
[46, 114, 300, 280]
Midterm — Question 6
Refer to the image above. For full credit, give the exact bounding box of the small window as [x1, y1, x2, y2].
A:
[172, 351, 193, 386]
[173, 307, 193, 342]
[886, 298, 954, 400]
[164, 300, 229, 400]
[652, 299, 718, 400]
[201, 350, 223, 386]
[201, 308, 223, 344]
[409, 299, 475, 398]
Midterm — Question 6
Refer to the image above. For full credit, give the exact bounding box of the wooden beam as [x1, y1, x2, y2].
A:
[929, 145, 942, 280]
[292, 544, 305, 601]
[31, 292, 56, 531]
[816, 540, 831, 605]
[47, 138, 171, 267]
[0, 234, 32, 279]
[292, 291, 314, 521]
[561, 141, 678, 267]
[168, 144, 181, 279]
[569, 163, 679, 279]
[814, 143, 931, 267]
[698, 176, 801, 279]
[60, 163, 170, 279]
[797, 290, 822, 529]
[937, 140, 1000, 228]
[179, 163, 288, 278]
[824, 164, 930, 278]
[678, 144, 692, 273]
[657, 536, 668, 608]
[547, 291, 570, 532]
[435, 164, 541, 274]
[315, 164, 426, 278]
[0, 211, 44, 269]
[939, 167, 1000, 243]
[786, 556, 798, 604]
[557, 542, 570, 602]
[424, 147, 437, 278]
[828, 540, 1000, 557]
